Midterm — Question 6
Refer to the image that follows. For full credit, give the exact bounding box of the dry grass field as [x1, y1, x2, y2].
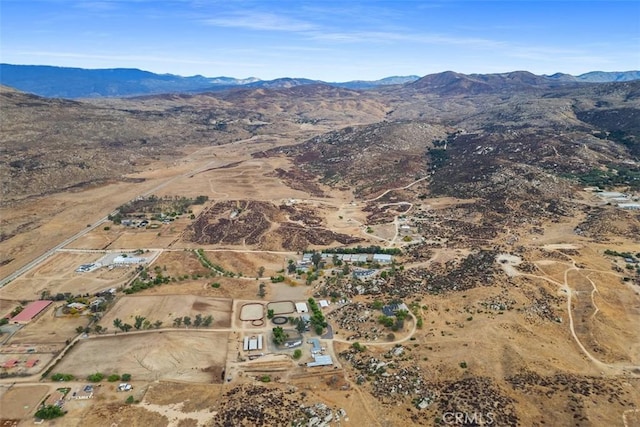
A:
[99, 295, 232, 329]
[6, 304, 88, 345]
[2, 83, 640, 426]
[0, 251, 136, 301]
[154, 249, 294, 280]
[54, 331, 228, 383]
[0, 385, 49, 420]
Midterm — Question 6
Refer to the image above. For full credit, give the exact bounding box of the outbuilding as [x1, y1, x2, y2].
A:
[11, 300, 53, 324]
[295, 302, 309, 313]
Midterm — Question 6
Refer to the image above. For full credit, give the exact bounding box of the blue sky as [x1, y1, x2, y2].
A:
[2, 0, 639, 81]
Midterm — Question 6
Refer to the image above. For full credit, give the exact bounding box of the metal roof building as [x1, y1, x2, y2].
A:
[307, 354, 333, 367]
[373, 254, 393, 263]
[11, 300, 53, 323]
[308, 338, 322, 353]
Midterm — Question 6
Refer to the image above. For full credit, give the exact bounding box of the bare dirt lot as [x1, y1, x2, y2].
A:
[0, 384, 49, 419]
[6, 304, 88, 345]
[100, 295, 232, 329]
[54, 331, 228, 383]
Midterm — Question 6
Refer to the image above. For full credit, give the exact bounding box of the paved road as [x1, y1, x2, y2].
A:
[0, 144, 227, 288]
[0, 212, 115, 288]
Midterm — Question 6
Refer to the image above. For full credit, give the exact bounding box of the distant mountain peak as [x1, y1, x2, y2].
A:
[0, 63, 638, 98]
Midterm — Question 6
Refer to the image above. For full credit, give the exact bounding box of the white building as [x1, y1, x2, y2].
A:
[373, 254, 393, 263]
[113, 255, 146, 265]
[295, 302, 309, 313]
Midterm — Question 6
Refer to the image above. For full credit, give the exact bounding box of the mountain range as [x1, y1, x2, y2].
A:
[1, 63, 638, 98]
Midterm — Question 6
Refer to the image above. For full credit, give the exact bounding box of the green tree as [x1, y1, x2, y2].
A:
[35, 405, 65, 419]
[153, 320, 163, 329]
[287, 260, 297, 274]
[293, 349, 302, 360]
[267, 309, 275, 319]
[395, 309, 409, 322]
[295, 319, 306, 334]
[51, 373, 74, 381]
[121, 323, 132, 333]
[202, 315, 213, 327]
[342, 264, 350, 275]
[113, 318, 123, 331]
[134, 315, 146, 330]
[87, 372, 104, 382]
[107, 374, 121, 382]
[183, 316, 191, 327]
[352, 342, 366, 352]
[173, 317, 182, 327]
[272, 327, 288, 346]
[311, 252, 322, 269]
[121, 373, 132, 381]
[194, 314, 203, 327]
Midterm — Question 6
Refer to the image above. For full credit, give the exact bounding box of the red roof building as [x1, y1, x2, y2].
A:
[11, 300, 53, 323]
[25, 359, 40, 368]
[2, 359, 19, 368]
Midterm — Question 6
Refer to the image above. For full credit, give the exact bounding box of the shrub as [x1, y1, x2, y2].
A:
[125, 395, 135, 404]
[352, 342, 366, 352]
[459, 361, 468, 369]
[293, 349, 302, 360]
[121, 373, 132, 381]
[87, 372, 104, 382]
[260, 375, 271, 383]
[51, 373, 74, 382]
[107, 374, 120, 382]
[35, 405, 65, 419]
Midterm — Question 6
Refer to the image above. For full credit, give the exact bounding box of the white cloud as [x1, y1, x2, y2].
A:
[203, 12, 316, 32]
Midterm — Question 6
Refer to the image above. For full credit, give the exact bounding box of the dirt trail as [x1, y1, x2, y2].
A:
[522, 251, 640, 376]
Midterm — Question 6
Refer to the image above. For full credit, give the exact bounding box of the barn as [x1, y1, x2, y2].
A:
[11, 300, 53, 324]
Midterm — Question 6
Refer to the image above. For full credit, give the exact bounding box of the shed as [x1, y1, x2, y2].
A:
[25, 359, 39, 368]
[295, 302, 309, 313]
[2, 359, 19, 368]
